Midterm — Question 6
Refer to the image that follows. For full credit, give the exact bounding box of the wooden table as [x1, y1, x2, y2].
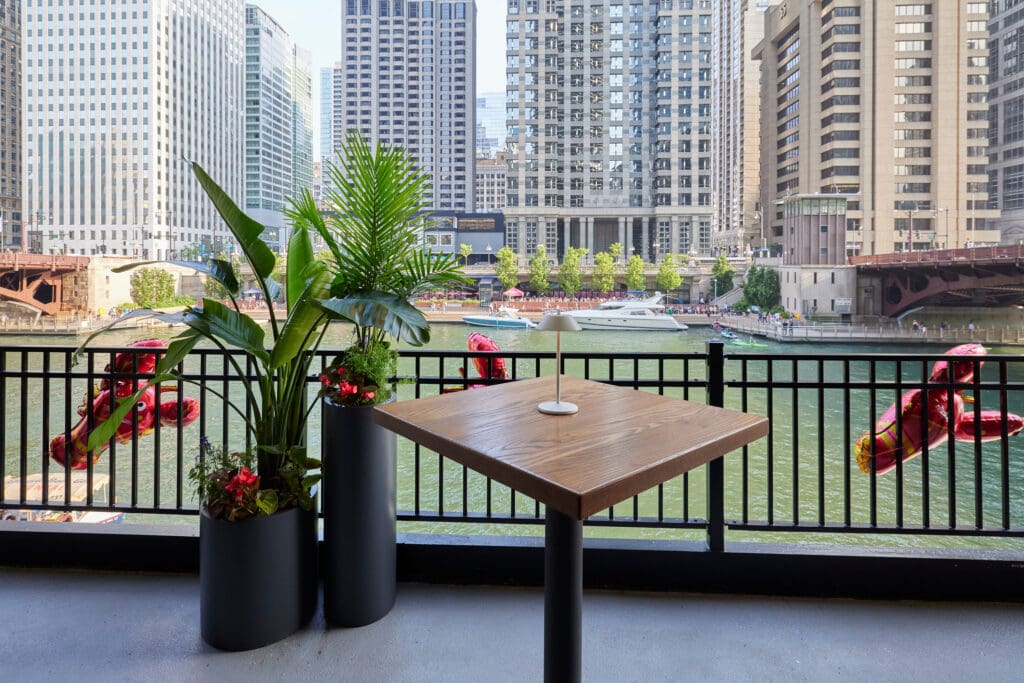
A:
[374, 376, 769, 682]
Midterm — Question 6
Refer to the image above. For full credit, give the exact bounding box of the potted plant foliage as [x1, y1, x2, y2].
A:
[288, 131, 468, 626]
[79, 161, 339, 650]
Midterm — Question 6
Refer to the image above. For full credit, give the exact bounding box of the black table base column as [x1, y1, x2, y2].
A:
[544, 509, 582, 683]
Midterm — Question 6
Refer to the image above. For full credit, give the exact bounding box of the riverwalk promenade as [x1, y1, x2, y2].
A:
[416, 304, 1023, 346]
[0, 302, 1017, 346]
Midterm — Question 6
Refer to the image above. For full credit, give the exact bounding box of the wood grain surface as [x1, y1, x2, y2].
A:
[374, 376, 769, 519]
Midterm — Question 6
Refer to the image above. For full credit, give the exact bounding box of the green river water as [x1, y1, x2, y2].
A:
[3, 321, 1023, 552]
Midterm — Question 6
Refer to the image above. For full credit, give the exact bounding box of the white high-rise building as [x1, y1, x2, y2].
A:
[505, 0, 713, 263]
[245, 5, 313, 252]
[337, 0, 476, 211]
[23, 0, 245, 259]
[290, 46, 315, 204]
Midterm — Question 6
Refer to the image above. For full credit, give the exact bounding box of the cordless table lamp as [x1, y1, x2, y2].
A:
[536, 311, 582, 415]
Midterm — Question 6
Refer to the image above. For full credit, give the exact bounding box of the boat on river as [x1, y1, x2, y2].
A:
[565, 292, 687, 331]
[462, 306, 537, 329]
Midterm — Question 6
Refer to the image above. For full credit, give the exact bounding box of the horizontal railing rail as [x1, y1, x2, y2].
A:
[1, 344, 1022, 546]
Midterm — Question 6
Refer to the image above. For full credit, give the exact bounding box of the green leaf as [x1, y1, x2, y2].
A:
[154, 330, 202, 376]
[286, 212, 316, 313]
[190, 161, 276, 280]
[263, 276, 282, 305]
[206, 258, 240, 297]
[184, 299, 270, 365]
[270, 263, 331, 370]
[84, 372, 179, 451]
[255, 489, 279, 516]
[320, 292, 431, 346]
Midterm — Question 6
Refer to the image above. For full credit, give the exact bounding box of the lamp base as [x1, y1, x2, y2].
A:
[537, 401, 578, 415]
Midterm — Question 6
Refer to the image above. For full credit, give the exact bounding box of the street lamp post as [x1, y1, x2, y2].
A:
[936, 208, 949, 250]
[485, 243, 492, 265]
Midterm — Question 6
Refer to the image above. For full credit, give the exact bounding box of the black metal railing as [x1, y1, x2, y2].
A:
[2, 343, 1022, 546]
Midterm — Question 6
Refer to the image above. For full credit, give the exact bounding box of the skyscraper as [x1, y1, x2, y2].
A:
[245, 5, 313, 252]
[23, 0, 245, 259]
[337, 0, 476, 211]
[504, 0, 713, 264]
[754, 1, 999, 264]
[712, 0, 777, 255]
[0, 2, 20, 251]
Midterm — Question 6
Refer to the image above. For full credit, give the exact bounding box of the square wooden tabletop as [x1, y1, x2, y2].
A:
[374, 375, 769, 520]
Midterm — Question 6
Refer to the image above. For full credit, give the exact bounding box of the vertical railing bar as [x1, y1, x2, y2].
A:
[999, 361, 1011, 531]
[19, 350, 29, 502]
[843, 359, 851, 527]
[868, 360, 877, 527]
[892, 360, 909, 532]
[705, 341, 725, 552]
[130, 349, 140, 508]
[973, 357, 983, 529]
[791, 358, 799, 525]
[37, 351, 50, 505]
[0, 350, 5, 488]
[741, 357, 749, 525]
[196, 353, 209, 510]
[175, 355, 186, 511]
[766, 358, 774, 526]
[817, 359, 825, 527]
[152, 347, 162, 510]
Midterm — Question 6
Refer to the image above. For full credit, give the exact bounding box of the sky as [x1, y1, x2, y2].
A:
[253, 1, 507, 93]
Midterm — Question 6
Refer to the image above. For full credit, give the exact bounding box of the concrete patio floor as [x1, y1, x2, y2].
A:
[2, 567, 1022, 682]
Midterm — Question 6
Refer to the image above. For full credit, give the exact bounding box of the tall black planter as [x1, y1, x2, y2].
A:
[322, 397, 397, 626]
[200, 504, 318, 651]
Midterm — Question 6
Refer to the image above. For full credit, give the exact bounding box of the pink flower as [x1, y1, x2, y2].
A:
[361, 391, 375, 400]
[337, 380, 359, 396]
[224, 466, 260, 504]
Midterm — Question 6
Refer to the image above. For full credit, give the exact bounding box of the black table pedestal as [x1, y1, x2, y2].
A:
[544, 509, 582, 683]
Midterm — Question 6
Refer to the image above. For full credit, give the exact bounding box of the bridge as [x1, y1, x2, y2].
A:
[851, 245, 1024, 318]
[0, 252, 90, 315]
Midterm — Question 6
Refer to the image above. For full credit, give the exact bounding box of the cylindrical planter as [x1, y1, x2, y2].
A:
[200, 504, 318, 651]
[322, 397, 397, 627]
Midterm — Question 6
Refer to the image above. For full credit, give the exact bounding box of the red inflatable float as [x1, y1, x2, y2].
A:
[443, 332, 510, 392]
[854, 343, 1024, 475]
[49, 339, 201, 469]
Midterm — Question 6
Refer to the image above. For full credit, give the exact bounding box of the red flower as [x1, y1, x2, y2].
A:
[224, 466, 260, 504]
[337, 380, 359, 396]
[361, 391, 375, 400]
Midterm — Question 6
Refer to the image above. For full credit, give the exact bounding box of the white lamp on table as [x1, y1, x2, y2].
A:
[536, 311, 582, 415]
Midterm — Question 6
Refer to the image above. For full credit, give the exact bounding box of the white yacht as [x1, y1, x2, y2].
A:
[564, 293, 687, 331]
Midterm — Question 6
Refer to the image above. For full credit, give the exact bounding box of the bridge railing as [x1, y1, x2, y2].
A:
[850, 244, 1024, 266]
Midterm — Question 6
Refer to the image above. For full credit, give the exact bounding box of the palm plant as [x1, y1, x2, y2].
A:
[289, 132, 469, 406]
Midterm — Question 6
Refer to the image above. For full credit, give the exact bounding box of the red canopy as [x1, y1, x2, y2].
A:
[503, 287, 524, 298]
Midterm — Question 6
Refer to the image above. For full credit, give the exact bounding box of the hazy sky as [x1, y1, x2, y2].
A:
[253, 1, 507, 93]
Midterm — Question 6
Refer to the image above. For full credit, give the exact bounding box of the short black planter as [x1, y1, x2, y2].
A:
[322, 397, 397, 627]
[200, 504, 318, 651]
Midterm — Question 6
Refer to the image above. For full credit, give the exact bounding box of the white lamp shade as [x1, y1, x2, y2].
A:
[537, 312, 582, 332]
